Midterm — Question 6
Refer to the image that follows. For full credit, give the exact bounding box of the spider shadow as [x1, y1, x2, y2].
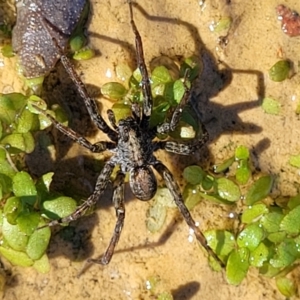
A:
[77, 213, 181, 276]
[131, 2, 266, 160]
[172, 281, 201, 300]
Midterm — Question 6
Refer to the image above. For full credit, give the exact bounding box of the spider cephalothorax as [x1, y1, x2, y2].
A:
[37, 1, 223, 267]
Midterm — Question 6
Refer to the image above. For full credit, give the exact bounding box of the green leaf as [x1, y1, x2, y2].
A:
[198, 191, 233, 205]
[16, 212, 40, 235]
[270, 239, 299, 268]
[236, 160, 251, 185]
[33, 253, 50, 273]
[183, 165, 205, 185]
[241, 203, 268, 224]
[0, 246, 33, 267]
[111, 102, 132, 123]
[213, 156, 235, 173]
[152, 83, 165, 97]
[260, 211, 284, 233]
[280, 205, 300, 234]
[201, 175, 215, 191]
[259, 262, 281, 278]
[226, 248, 249, 285]
[180, 107, 199, 134]
[25, 77, 45, 91]
[3, 197, 22, 225]
[216, 177, 241, 202]
[205, 230, 235, 256]
[179, 56, 202, 81]
[212, 17, 232, 33]
[183, 184, 202, 210]
[157, 292, 173, 300]
[26, 221, 51, 260]
[16, 107, 39, 133]
[0, 93, 27, 124]
[276, 277, 296, 298]
[267, 231, 286, 243]
[287, 194, 300, 209]
[13, 171, 37, 205]
[249, 242, 269, 267]
[289, 154, 300, 168]
[73, 47, 95, 61]
[0, 173, 12, 196]
[154, 187, 176, 208]
[151, 66, 173, 84]
[132, 68, 142, 84]
[268, 60, 290, 82]
[115, 64, 133, 83]
[2, 217, 29, 251]
[1, 44, 14, 57]
[69, 33, 86, 52]
[35, 172, 54, 202]
[146, 202, 167, 233]
[245, 175, 273, 205]
[173, 79, 185, 103]
[168, 121, 196, 139]
[1, 132, 35, 153]
[150, 100, 170, 127]
[42, 196, 77, 220]
[0, 158, 17, 178]
[237, 223, 264, 251]
[235, 146, 249, 160]
[27, 95, 48, 112]
[262, 97, 281, 115]
[101, 82, 127, 100]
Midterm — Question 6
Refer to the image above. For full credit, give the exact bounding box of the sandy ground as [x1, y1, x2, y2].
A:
[1, 0, 300, 299]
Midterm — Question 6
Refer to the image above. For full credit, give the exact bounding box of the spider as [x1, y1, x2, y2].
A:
[37, 1, 224, 267]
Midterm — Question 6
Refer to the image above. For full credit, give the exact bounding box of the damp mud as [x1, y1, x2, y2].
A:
[0, 0, 300, 299]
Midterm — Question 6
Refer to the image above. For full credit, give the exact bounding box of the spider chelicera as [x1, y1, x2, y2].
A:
[37, 1, 223, 267]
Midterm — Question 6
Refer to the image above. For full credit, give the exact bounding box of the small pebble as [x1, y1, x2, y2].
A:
[276, 4, 300, 37]
[12, 0, 86, 78]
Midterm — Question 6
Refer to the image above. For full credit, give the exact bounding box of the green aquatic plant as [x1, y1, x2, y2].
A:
[268, 60, 291, 82]
[102, 56, 202, 139]
[143, 143, 299, 297]
[182, 145, 298, 297]
[0, 93, 77, 272]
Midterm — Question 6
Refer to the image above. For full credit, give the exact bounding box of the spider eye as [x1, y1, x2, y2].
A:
[129, 166, 157, 201]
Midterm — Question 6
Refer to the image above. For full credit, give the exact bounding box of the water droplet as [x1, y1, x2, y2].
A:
[228, 212, 235, 219]
[105, 68, 112, 78]
[145, 280, 151, 290]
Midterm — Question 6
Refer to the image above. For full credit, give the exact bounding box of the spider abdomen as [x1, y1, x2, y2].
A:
[129, 166, 157, 201]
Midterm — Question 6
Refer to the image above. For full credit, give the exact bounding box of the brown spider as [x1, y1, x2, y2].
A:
[37, 1, 223, 267]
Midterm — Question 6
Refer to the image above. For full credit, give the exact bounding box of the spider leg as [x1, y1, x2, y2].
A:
[39, 17, 118, 142]
[154, 123, 209, 155]
[33, 105, 116, 152]
[40, 161, 115, 228]
[59, 54, 118, 142]
[153, 162, 225, 267]
[107, 109, 118, 130]
[157, 70, 192, 134]
[128, 1, 152, 120]
[89, 171, 126, 265]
